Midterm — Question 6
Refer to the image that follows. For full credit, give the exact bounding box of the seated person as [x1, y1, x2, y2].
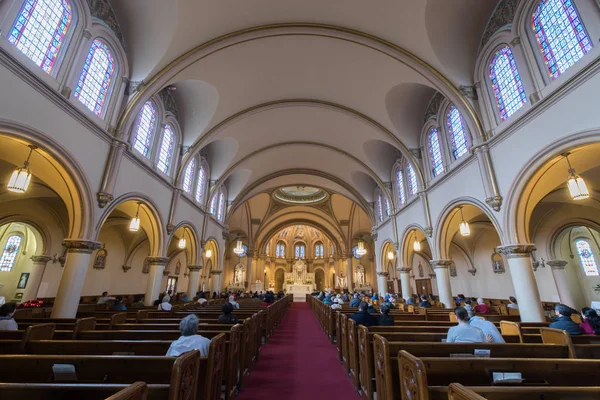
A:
[405, 296, 415, 305]
[580, 307, 600, 335]
[316, 291, 325, 300]
[464, 299, 474, 317]
[323, 294, 333, 306]
[349, 294, 361, 308]
[217, 302, 239, 324]
[97, 291, 115, 304]
[455, 294, 466, 306]
[261, 293, 275, 307]
[166, 314, 211, 356]
[158, 297, 172, 311]
[507, 296, 518, 309]
[342, 293, 350, 302]
[229, 295, 240, 309]
[474, 298, 492, 313]
[0, 302, 18, 330]
[367, 303, 378, 314]
[331, 298, 343, 310]
[469, 315, 504, 343]
[162, 291, 172, 303]
[418, 295, 431, 308]
[446, 307, 486, 343]
[180, 293, 190, 303]
[131, 295, 145, 308]
[549, 304, 584, 335]
[378, 304, 395, 326]
[349, 301, 378, 327]
[196, 292, 208, 305]
[110, 296, 127, 311]
[371, 293, 378, 302]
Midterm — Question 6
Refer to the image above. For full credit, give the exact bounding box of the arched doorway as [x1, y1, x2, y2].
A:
[315, 268, 325, 292]
[275, 268, 284, 292]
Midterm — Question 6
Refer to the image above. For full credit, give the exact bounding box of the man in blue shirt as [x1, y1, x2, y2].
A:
[469, 315, 504, 343]
[446, 307, 486, 343]
[349, 294, 361, 307]
[549, 304, 584, 335]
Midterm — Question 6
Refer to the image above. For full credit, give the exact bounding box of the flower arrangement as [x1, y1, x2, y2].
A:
[17, 299, 44, 309]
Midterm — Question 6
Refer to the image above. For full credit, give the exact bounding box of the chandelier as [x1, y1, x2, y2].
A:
[233, 239, 244, 256]
[356, 240, 367, 257]
[459, 207, 470, 237]
[413, 230, 421, 251]
[565, 154, 589, 200]
[178, 238, 186, 249]
[129, 202, 141, 232]
[7, 145, 36, 194]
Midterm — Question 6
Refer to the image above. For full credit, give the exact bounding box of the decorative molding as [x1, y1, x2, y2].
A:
[468, 268, 477, 276]
[125, 80, 145, 95]
[496, 244, 536, 259]
[97, 191, 114, 208]
[429, 259, 453, 268]
[121, 265, 131, 273]
[424, 91, 444, 122]
[145, 256, 170, 265]
[424, 227, 433, 237]
[479, 0, 521, 53]
[397, 266, 412, 273]
[486, 195, 503, 212]
[546, 260, 568, 270]
[210, 270, 223, 275]
[376, 271, 389, 277]
[158, 87, 179, 119]
[87, 0, 125, 48]
[30, 255, 52, 264]
[188, 264, 203, 271]
[459, 85, 478, 100]
[62, 239, 102, 254]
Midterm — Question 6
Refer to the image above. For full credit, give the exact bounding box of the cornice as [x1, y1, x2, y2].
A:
[497, 244, 536, 259]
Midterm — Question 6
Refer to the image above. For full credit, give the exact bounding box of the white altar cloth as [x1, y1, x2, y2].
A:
[286, 284, 313, 302]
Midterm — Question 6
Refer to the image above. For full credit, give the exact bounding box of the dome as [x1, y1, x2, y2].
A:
[273, 186, 328, 204]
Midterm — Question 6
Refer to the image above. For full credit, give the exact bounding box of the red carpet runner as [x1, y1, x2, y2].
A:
[238, 302, 360, 399]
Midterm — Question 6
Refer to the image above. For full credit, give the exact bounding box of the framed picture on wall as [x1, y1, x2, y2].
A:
[14, 292, 23, 299]
[17, 272, 30, 289]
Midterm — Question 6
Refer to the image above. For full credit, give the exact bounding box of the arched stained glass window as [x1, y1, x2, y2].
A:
[132, 101, 157, 158]
[295, 244, 306, 259]
[575, 239, 599, 276]
[446, 106, 469, 159]
[8, 0, 73, 74]
[265, 243, 269, 255]
[385, 197, 391, 216]
[396, 168, 406, 205]
[75, 39, 115, 117]
[407, 162, 418, 196]
[157, 124, 175, 174]
[489, 46, 527, 121]
[217, 191, 225, 221]
[238, 245, 248, 258]
[195, 165, 206, 203]
[0, 235, 22, 272]
[209, 195, 217, 215]
[315, 242, 324, 258]
[532, 0, 592, 80]
[352, 245, 362, 259]
[276, 242, 285, 258]
[182, 158, 195, 194]
[427, 128, 444, 177]
[376, 193, 383, 222]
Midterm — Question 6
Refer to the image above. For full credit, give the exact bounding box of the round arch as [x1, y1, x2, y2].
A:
[167, 221, 200, 264]
[0, 216, 52, 255]
[399, 224, 432, 267]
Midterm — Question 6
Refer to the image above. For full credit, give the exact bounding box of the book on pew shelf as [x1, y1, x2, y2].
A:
[474, 349, 491, 358]
[52, 364, 77, 382]
[492, 372, 523, 384]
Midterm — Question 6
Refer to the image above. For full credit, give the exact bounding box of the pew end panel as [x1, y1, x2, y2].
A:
[347, 318, 360, 391]
[21, 323, 55, 351]
[169, 349, 200, 400]
[106, 381, 148, 400]
[398, 350, 429, 400]
[373, 334, 395, 400]
[447, 383, 486, 400]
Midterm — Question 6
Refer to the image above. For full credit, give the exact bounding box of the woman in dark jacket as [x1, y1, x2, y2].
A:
[378, 304, 394, 326]
[217, 303, 238, 324]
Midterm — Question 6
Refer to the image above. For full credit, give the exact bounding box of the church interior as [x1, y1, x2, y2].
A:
[1, 0, 600, 399]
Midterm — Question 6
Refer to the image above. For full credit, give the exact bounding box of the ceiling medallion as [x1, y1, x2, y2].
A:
[273, 185, 328, 204]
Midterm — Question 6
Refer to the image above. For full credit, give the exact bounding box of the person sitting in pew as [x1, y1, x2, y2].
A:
[331, 298, 343, 310]
[0, 302, 18, 331]
[196, 291, 208, 305]
[469, 315, 504, 343]
[464, 299, 474, 317]
[158, 297, 172, 311]
[418, 295, 432, 308]
[166, 314, 211, 357]
[446, 307, 486, 343]
[131, 295, 145, 308]
[507, 296, 518, 309]
[455, 294, 466, 306]
[349, 294, 361, 307]
[110, 296, 127, 311]
[217, 302, 239, 324]
[474, 297, 492, 313]
[549, 304, 584, 335]
[405, 296, 415, 305]
[180, 293, 190, 303]
[378, 303, 395, 326]
[97, 291, 115, 304]
[580, 307, 600, 335]
[229, 295, 240, 309]
[349, 301, 378, 327]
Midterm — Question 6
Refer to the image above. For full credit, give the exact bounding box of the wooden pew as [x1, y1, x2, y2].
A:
[446, 383, 600, 400]
[0, 382, 168, 400]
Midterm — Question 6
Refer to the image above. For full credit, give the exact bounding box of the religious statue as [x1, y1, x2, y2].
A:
[234, 263, 244, 284]
[449, 261, 457, 277]
[418, 262, 424, 278]
[336, 273, 347, 288]
[175, 260, 181, 275]
[93, 248, 107, 270]
[355, 264, 365, 285]
[492, 250, 505, 274]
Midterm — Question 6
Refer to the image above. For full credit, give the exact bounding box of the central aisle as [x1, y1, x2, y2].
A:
[238, 302, 360, 399]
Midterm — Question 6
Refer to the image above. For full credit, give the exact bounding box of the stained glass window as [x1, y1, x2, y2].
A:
[157, 124, 174, 174]
[446, 106, 469, 159]
[195, 165, 206, 203]
[330, 244, 334, 256]
[276, 242, 285, 258]
[385, 197, 391, 216]
[209, 195, 217, 215]
[315, 243, 324, 258]
[532, 0, 592, 80]
[407, 162, 418, 196]
[427, 128, 444, 177]
[217, 191, 225, 221]
[132, 101, 157, 158]
[352, 245, 362, 259]
[238, 245, 248, 258]
[182, 158, 195, 194]
[489, 46, 527, 121]
[575, 239, 599, 276]
[8, 0, 73, 74]
[295, 244, 305, 259]
[74, 40, 115, 117]
[0, 235, 22, 272]
[396, 168, 406, 205]
[266, 243, 269, 255]
[376, 193, 383, 222]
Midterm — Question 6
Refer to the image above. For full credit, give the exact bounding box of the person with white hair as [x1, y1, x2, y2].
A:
[166, 314, 211, 356]
[331, 298, 343, 310]
[229, 295, 240, 309]
[474, 297, 492, 313]
[158, 297, 172, 311]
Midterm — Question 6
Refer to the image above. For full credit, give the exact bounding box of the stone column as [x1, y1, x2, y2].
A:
[144, 257, 169, 306]
[345, 251, 354, 292]
[211, 270, 223, 293]
[376, 272, 388, 297]
[398, 266, 413, 300]
[23, 255, 52, 301]
[97, 140, 127, 208]
[430, 260, 453, 309]
[497, 244, 545, 322]
[52, 240, 102, 318]
[186, 264, 202, 299]
[547, 260, 577, 308]
[245, 250, 255, 289]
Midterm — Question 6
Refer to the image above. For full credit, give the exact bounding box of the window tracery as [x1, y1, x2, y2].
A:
[276, 242, 286, 258]
[295, 244, 306, 259]
[217, 189, 225, 221]
[488, 46, 527, 121]
[427, 127, 444, 177]
[315, 242, 324, 258]
[376, 192, 383, 222]
[407, 162, 418, 196]
[132, 101, 157, 158]
[0, 235, 22, 272]
[74, 39, 115, 117]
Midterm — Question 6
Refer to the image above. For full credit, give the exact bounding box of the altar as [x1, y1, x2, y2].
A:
[286, 284, 313, 301]
[284, 259, 315, 302]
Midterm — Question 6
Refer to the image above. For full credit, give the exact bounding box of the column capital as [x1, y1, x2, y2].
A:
[376, 271, 389, 277]
[210, 270, 222, 275]
[145, 256, 170, 265]
[63, 239, 102, 254]
[496, 244, 536, 259]
[397, 266, 412, 273]
[188, 264, 203, 271]
[246, 249, 255, 258]
[344, 251, 354, 258]
[429, 259, 453, 268]
[30, 255, 52, 264]
[547, 260, 568, 270]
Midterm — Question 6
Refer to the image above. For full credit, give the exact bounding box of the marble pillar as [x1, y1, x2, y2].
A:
[398, 266, 413, 300]
[144, 257, 169, 306]
[547, 260, 577, 308]
[376, 271, 388, 297]
[186, 264, 202, 299]
[23, 255, 52, 301]
[429, 260, 453, 308]
[345, 252, 354, 292]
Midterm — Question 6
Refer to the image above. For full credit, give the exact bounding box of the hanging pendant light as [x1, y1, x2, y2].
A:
[565, 154, 589, 200]
[129, 202, 141, 232]
[7, 145, 36, 193]
[459, 207, 470, 237]
[205, 249, 212, 258]
[233, 239, 244, 256]
[387, 250, 394, 260]
[413, 230, 421, 251]
[356, 240, 367, 257]
[178, 238, 186, 249]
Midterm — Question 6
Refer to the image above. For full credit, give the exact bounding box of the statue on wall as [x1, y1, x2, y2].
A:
[492, 250, 505, 274]
[93, 248, 107, 270]
[142, 259, 149, 274]
[355, 264, 365, 285]
[449, 261, 457, 277]
[234, 263, 244, 284]
[175, 260, 181, 275]
[418, 262, 424, 278]
[336, 273, 347, 288]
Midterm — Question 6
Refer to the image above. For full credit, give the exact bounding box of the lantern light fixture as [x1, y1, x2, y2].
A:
[387, 250, 394, 260]
[205, 249, 212, 258]
[459, 207, 470, 237]
[7, 144, 37, 194]
[178, 238, 186, 249]
[356, 240, 367, 257]
[564, 154, 589, 201]
[129, 202, 141, 232]
[413, 230, 421, 251]
[233, 239, 244, 256]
